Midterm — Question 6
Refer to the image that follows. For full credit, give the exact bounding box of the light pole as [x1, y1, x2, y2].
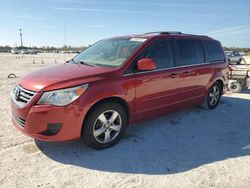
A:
[19, 29, 23, 47]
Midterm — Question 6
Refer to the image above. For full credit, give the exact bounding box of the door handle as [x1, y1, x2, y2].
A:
[182, 71, 191, 75]
[181, 71, 196, 77]
[169, 73, 179, 78]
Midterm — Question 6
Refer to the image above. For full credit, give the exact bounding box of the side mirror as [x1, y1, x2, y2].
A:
[137, 58, 156, 71]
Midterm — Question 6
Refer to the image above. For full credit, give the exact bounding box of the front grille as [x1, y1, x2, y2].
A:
[11, 85, 36, 108]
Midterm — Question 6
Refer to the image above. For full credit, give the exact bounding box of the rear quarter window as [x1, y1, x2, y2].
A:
[204, 40, 225, 62]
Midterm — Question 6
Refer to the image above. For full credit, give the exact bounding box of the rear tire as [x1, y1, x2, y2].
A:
[201, 82, 222, 110]
[82, 102, 127, 150]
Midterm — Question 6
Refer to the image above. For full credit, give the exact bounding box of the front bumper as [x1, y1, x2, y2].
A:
[11, 98, 86, 141]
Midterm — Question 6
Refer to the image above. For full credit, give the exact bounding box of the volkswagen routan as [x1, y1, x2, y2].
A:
[11, 32, 228, 149]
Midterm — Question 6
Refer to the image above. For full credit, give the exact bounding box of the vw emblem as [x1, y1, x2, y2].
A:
[15, 87, 21, 101]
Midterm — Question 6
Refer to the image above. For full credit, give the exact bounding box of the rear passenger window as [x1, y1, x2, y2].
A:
[138, 39, 174, 69]
[205, 40, 225, 62]
[174, 39, 205, 66]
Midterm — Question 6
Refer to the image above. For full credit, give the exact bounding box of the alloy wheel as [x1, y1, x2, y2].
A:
[208, 85, 220, 106]
[93, 110, 122, 144]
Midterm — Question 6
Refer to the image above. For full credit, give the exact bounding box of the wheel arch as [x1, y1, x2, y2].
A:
[214, 79, 224, 94]
[81, 96, 131, 134]
[208, 71, 225, 94]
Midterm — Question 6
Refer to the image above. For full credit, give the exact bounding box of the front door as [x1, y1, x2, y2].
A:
[134, 38, 184, 122]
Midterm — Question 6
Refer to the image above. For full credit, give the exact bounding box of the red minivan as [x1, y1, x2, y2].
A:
[11, 32, 228, 149]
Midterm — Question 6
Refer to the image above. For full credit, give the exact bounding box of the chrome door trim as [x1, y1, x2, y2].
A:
[123, 62, 211, 76]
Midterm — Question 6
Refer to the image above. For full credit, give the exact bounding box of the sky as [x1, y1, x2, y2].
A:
[0, 0, 250, 47]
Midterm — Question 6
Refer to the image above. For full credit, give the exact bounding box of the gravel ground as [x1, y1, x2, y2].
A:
[0, 53, 250, 188]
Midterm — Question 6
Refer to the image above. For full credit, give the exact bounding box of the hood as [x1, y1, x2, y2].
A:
[18, 63, 115, 92]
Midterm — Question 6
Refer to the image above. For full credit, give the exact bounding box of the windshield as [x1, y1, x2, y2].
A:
[225, 51, 232, 56]
[72, 38, 146, 67]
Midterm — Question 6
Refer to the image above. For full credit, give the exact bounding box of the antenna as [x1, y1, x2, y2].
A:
[19, 28, 23, 47]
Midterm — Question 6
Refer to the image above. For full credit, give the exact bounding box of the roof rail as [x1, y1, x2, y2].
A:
[181, 33, 211, 38]
[145, 31, 182, 35]
[144, 31, 211, 38]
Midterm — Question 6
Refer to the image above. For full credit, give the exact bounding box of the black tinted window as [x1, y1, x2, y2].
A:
[205, 40, 225, 62]
[139, 39, 174, 69]
[174, 39, 205, 66]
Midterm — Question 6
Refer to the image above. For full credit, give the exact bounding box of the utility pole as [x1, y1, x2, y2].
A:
[63, 25, 67, 62]
[63, 25, 67, 49]
[19, 29, 23, 47]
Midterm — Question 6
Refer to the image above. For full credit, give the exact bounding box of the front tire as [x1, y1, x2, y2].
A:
[82, 102, 128, 150]
[201, 82, 222, 110]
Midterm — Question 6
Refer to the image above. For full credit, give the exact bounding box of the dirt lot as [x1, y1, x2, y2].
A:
[0, 53, 250, 188]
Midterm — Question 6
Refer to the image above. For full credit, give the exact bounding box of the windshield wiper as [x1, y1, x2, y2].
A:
[68, 59, 96, 67]
[79, 61, 96, 67]
[65, 59, 75, 64]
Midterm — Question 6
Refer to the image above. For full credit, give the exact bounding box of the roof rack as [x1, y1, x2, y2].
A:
[145, 31, 182, 35]
[144, 31, 211, 38]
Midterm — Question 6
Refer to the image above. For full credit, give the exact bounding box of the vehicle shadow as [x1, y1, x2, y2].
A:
[35, 96, 250, 175]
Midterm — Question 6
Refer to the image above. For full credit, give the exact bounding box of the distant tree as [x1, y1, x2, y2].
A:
[223, 47, 250, 53]
[0, 45, 12, 52]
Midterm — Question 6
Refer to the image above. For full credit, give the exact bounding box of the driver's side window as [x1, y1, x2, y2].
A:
[124, 39, 175, 75]
[138, 39, 175, 69]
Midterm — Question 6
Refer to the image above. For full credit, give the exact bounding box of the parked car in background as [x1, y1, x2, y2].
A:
[27, 49, 38, 54]
[11, 48, 20, 54]
[20, 49, 28, 54]
[11, 48, 38, 54]
[11, 31, 228, 149]
[225, 51, 244, 64]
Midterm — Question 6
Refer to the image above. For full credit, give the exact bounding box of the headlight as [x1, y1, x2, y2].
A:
[37, 84, 88, 106]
